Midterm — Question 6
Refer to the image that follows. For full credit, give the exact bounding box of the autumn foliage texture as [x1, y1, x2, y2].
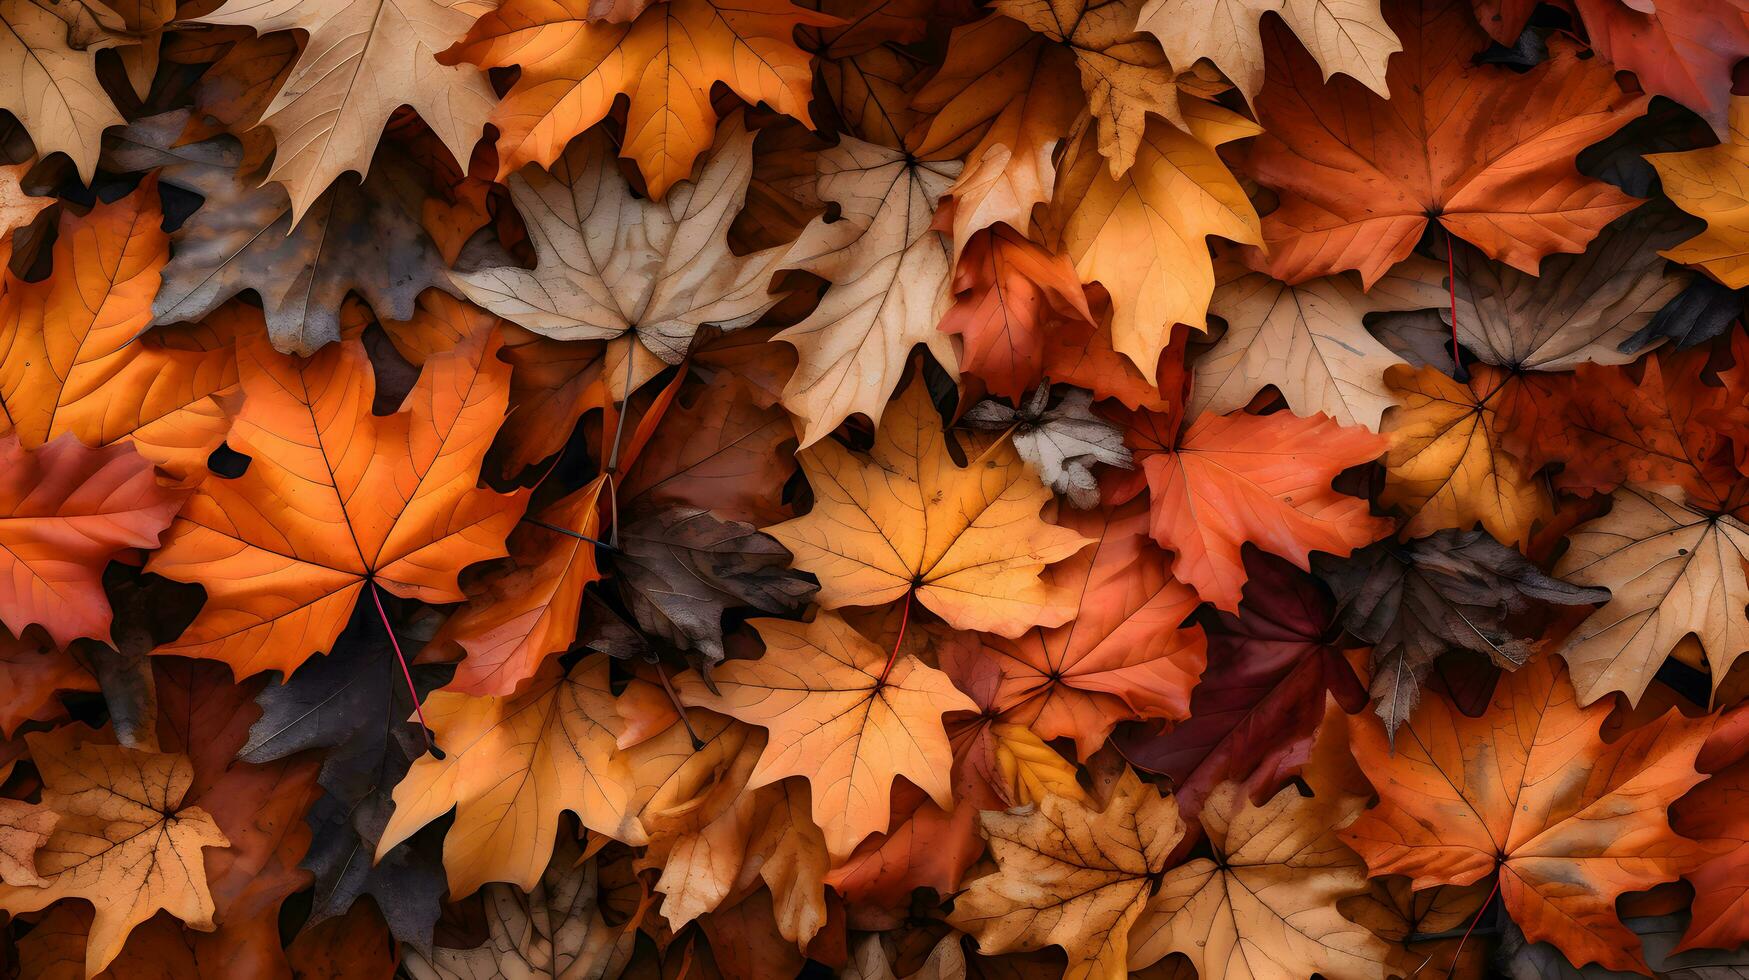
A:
[10, 0, 1749, 979]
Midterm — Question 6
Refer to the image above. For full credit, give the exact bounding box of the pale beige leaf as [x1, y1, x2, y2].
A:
[777, 137, 961, 446]
[1138, 0, 1397, 102]
[1554, 484, 1749, 707]
[1192, 258, 1446, 430]
[192, 0, 498, 222]
[0, 0, 123, 180]
[455, 119, 793, 374]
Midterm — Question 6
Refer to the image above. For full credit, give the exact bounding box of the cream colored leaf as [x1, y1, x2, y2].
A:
[455, 120, 792, 379]
[777, 137, 961, 446]
[0, 0, 123, 180]
[192, 0, 498, 222]
[1128, 780, 1389, 980]
[1554, 484, 1749, 707]
[1192, 258, 1446, 430]
[949, 775, 1184, 980]
[1138, 0, 1397, 102]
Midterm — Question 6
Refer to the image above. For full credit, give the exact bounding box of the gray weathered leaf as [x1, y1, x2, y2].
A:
[102, 109, 453, 354]
[612, 506, 818, 666]
[1316, 529, 1608, 741]
[963, 384, 1131, 508]
[237, 607, 448, 944]
[1449, 202, 1693, 370]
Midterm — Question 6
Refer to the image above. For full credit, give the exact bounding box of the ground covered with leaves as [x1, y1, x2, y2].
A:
[4, 0, 1749, 977]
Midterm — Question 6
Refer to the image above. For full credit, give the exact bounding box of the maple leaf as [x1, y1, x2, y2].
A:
[1572, 0, 1749, 138]
[237, 610, 448, 944]
[962, 384, 1134, 508]
[1553, 484, 1749, 707]
[401, 835, 635, 979]
[1505, 912, 1749, 978]
[1449, 202, 1695, 371]
[1649, 96, 1749, 289]
[442, 0, 836, 196]
[379, 655, 644, 896]
[1379, 363, 1551, 548]
[188, 0, 499, 222]
[0, 179, 238, 480]
[1127, 779, 1390, 979]
[988, 0, 1186, 177]
[937, 225, 1099, 403]
[1318, 529, 1609, 740]
[0, 160, 50, 258]
[436, 476, 606, 696]
[775, 137, 961, 446]
[104, 109, 455, 355]
[1111, 407, 1392, 612]
[1137, 0, 1398, 104]
[1670, 705, 1749, 954]
[0, 0, 124, 181]
[0, 799, 54, 886]
[948, 773, 1184, 980]
[0, 435, 185, 650]
[1241, 0, 1644, 286]
[940, 498, 1205, 761]
[1041, 101, 1262, 373]
[1343, 655, 1712, 973]
[1190, 257, 1448, 431]
[453, 121, 796, 380]
[911, 14, 1082, 258]
[1113, 549, 1366, 820]
[0, 630, 96, 737]
[145, 324, 528, 678]
[765, 375, 1090, 637]
[0, 727, 230, 978]
[677, 612, 977, 859]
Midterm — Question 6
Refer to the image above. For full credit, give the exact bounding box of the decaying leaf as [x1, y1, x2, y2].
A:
[962, 384, 1133, 508]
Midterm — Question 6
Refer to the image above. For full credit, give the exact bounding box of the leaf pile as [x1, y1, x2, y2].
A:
[6, 0, 1749, 977]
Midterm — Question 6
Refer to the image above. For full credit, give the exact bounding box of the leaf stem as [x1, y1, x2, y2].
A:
[877, 588, 914, 687]
[1412, 871, 1500, 977]
[655, 666, 703, 750]
[371, 581, 431, 754]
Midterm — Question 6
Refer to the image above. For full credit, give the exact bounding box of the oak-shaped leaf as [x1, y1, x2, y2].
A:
[1318, 529, 1609, 741]
[236, 606, 449, 945]
[1242, 0, 1643, 285]
[677, 612, 976, 859]
[0, 727, 230, 977]
[948, 772, 1184, 980]
[442, 0, 836, 196]
[765, 374, 1090, 637]
[146, 325, 529, 679]
[962, 384, 1133, 508]
[1344, 656, 1712, 973]
[104, 109, 456, 355]
[452, 121, 797, 385]
[1114, 549, 1366, 821]
[380, 655, 644, 896]
[187, 0, 499, 221]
